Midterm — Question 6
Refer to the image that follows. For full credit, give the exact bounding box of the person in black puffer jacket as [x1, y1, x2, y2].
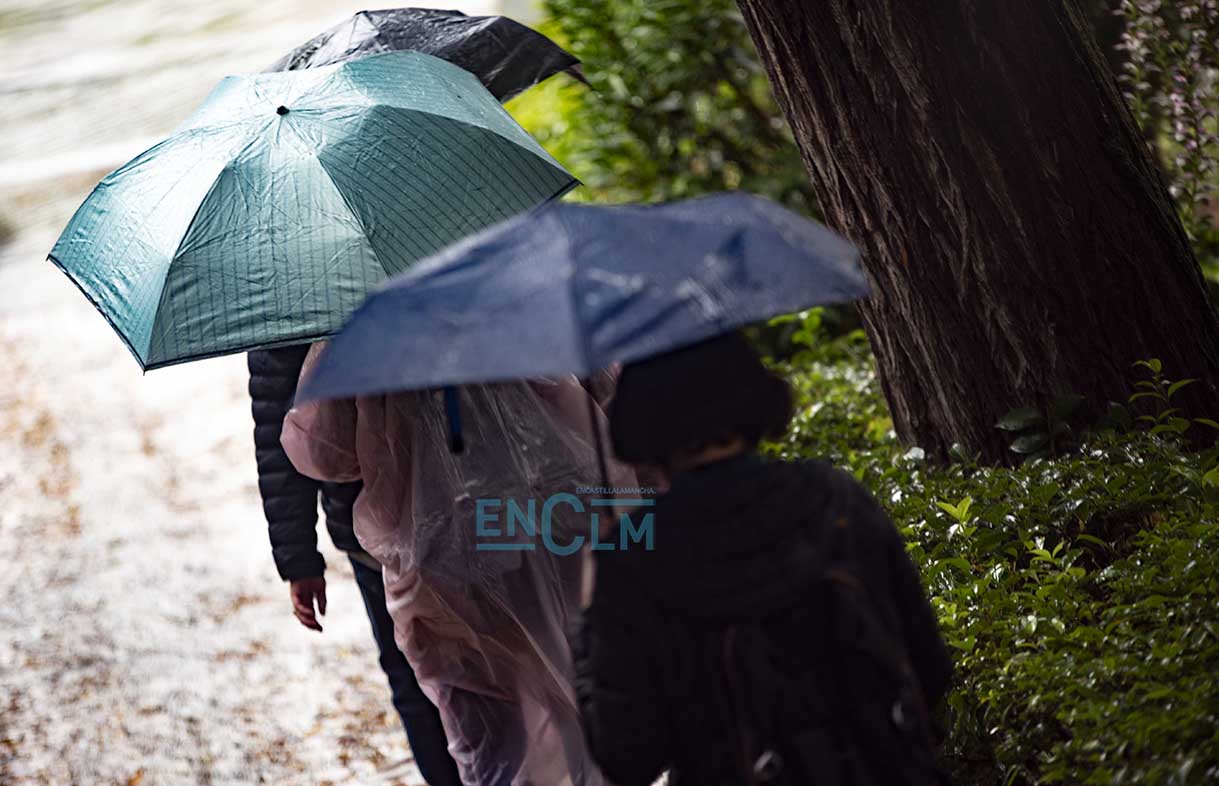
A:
[250, 345, 364, 577]
[248, 346, 460, 786]
[572, 333, 953, 786]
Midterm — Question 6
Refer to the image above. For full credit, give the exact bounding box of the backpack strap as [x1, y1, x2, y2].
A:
[812, 473, 944, 784]
[722, 626, 760, 783]
[722, 623, 794, 785]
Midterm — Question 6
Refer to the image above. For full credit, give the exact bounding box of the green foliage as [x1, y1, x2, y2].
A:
[757, 306, 865, 361]
[763, 347, 1219, 785]
[1127, 358, 1219, 438]
[516, 0, 815, 212]
[996, 393, 1087, 460]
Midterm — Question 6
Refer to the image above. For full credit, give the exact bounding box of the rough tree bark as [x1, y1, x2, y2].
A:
[735, 0, 1219, 462]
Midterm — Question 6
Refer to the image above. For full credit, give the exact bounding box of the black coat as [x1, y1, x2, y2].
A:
[573, 455, 953, 786]
[248, 346, 363, 581]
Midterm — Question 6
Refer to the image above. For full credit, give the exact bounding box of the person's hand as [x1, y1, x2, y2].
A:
[289, 576, 327, 632]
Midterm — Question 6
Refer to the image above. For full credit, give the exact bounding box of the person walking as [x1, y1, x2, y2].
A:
[281, 344, 626, 786]
[248, 346, 461, 786]
[573, 332, 953, 786]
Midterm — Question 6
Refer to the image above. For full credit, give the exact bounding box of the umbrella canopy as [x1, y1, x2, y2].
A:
[266, 7, 582, 102]
[298, 192, 868, 402]
[49, 51, 575, 370]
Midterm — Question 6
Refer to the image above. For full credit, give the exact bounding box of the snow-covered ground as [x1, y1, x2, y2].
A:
[0, 1, 518, 783]
[0, 229, 432, 786]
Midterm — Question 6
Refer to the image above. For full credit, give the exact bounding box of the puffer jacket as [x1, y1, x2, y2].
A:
[573, 454, 953, 786]
[248, 345, 363, 581]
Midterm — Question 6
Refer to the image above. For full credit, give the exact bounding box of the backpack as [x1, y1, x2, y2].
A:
[718, 513, 942, 786]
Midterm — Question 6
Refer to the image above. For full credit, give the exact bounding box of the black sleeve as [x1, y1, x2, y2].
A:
[809, 463, 950, 706]
[572, 558, 672, 786]
[248, 346, 326, 581]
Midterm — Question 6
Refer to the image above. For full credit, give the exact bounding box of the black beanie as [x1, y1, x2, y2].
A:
[609, 332, 793, 465]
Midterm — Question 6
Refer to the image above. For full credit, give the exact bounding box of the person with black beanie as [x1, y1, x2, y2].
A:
[572, 332, 952, 786]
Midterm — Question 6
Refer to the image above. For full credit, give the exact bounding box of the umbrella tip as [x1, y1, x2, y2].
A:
[276, 105, 289, 116]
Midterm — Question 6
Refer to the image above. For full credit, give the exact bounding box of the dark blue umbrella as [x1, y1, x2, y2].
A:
[299, 192, 867, 404]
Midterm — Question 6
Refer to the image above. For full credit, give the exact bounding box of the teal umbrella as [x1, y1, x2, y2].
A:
[49, 50, 576, 369]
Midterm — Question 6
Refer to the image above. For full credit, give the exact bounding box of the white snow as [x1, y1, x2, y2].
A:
[0, 222, 433, 786]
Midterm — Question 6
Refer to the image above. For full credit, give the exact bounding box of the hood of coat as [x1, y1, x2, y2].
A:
[611, 454, 835, 623]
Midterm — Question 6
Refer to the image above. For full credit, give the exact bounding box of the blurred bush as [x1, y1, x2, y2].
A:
[1117, 0, 1219, 279]
[512, 0, 815, 213]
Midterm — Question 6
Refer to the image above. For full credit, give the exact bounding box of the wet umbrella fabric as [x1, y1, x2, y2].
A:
[266, 7, 582, 101]
[297, 192, 868, 403]
[48, 51, 576, 370]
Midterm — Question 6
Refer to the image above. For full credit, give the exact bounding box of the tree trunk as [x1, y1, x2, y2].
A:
[736, 0, 1219, 462]
[1083, 0, 1129, 82]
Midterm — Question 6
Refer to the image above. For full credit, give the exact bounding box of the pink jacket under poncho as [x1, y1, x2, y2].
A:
[282, 345, 629, 786]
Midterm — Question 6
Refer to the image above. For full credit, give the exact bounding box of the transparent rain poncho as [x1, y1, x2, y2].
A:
[282, 345, 628, 786]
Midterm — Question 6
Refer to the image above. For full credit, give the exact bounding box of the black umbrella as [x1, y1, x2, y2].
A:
[266, 7, 583, 101]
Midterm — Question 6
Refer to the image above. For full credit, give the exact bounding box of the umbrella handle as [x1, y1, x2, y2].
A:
[582, 377, 611, 492]
[443, 386, 464, 454]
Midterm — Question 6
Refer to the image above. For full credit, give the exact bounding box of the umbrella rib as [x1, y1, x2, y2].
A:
[552, 206, 613, 489]
[330, 53, 568, 170]
[441, 111, 567, 175]
[305, 145, 392, 281]
[96, 127, 237, 271]
[556, 207, 593, 377]
[269, 119, 391, 316]
[140, 330, 341, 371]
[145, 127, 275, 363]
